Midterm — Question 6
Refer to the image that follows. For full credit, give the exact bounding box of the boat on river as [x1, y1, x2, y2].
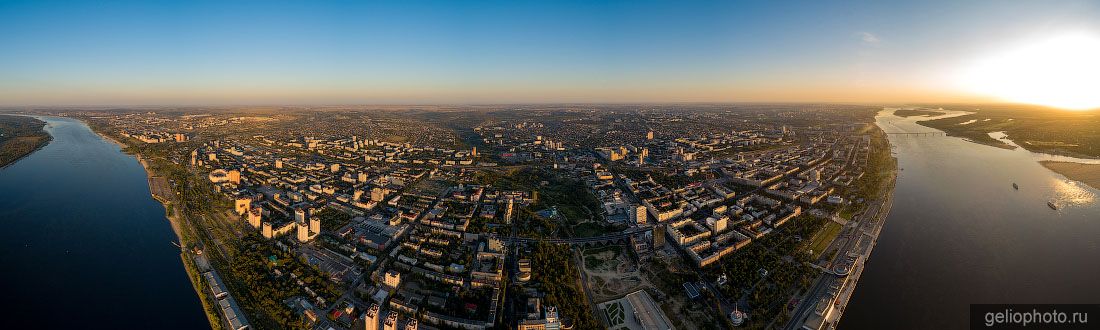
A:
[1048, 201, 1058, 210]
[1013, 183, 1018, 190]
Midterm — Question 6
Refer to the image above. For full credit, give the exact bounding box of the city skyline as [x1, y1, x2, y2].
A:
[2, 0, 1099, 108]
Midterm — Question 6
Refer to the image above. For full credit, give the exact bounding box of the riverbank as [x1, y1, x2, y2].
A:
[0, 115, 53, 169]
[827, 174, 895, 328]
[784, 121, 899, 330]
[83, 120, 224, 330]
[1040, 161, 1100, 191]
[841, 108, 1100, 329]
[89, 125, 188, 239]
[0, 115, 211, 328]
[827, 120, 899, 327]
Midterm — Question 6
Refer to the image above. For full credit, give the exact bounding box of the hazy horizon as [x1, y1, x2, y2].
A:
[3, 0, 1099, 109]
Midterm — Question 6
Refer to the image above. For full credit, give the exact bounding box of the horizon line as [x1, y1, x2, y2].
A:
[3, 101, 1085, 110]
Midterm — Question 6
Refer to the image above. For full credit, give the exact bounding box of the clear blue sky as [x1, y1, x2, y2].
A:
[1, 0, 1097, 105]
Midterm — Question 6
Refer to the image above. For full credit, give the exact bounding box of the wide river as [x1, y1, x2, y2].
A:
[840, 109, 1100, 329]
[0, 116, 207, 328]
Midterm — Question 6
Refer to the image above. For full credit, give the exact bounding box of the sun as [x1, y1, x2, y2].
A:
[955, 32, 1100, 111]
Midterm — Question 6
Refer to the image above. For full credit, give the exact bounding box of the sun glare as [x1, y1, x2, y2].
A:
[956, 33, 1100, 111]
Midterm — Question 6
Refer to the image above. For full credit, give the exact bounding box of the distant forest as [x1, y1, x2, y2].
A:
[0, 115, 51, 168]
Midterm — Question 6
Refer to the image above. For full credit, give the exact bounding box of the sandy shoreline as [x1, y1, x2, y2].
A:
[100, 133, 127, 150]
[961, 137, 1016, 150]
[1040, 161, 1100, 190]
[93, 127, 189, 239]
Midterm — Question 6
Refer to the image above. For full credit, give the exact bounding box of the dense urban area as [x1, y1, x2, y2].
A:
[34, 104, 898, 330]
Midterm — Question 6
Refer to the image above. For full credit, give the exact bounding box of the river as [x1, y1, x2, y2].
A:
[839, 109, 1100, 329]
[0, 116, 207, 329]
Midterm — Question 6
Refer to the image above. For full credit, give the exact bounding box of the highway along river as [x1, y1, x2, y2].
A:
[838, 109, 1100, 329]
[0, 116, 206, 328]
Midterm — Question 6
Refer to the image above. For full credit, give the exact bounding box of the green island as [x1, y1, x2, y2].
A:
[0, 115, 52, 168]
[892, 109, 945, 118]
[915, 104, 1100, 157]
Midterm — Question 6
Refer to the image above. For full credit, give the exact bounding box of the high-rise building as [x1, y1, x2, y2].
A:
[647, 131, 654, 140]
[631, 204, 648, 225]
[274, 159, 283, 169]
[310, 216, 320, 234]
[360, 304, 380, 330]
[234, 197, 252, 215]
[294, 207, 308, 223]
[297, 221, 310, 242]
[653, 224, 666, 248]
[261, 222, 273, 239]
[504, 198, 515, 224]
[383, 311, 399, 330]
[248, 208, 263, 228]
[404, 319, 417, 330]
[174, 133, 187, 142]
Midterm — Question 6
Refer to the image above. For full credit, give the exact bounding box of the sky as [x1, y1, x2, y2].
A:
[1, 0, 1098, 106]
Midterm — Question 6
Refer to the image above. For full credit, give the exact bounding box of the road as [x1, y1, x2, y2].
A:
[782, 184, 893, 330]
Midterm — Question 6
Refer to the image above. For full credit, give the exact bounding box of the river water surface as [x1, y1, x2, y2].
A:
[0, 116, 207, 328]
[839, 109, 1100, 329]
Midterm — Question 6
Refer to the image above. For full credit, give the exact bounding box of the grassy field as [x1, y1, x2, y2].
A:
[836, 204, 858, 221]
[574, 221, 616, 238]
[583, 245, 623, 269]
[807, 221, 842, 259]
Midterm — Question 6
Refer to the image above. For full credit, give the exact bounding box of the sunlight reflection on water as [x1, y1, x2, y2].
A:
[1052, 178, 1095, 207]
